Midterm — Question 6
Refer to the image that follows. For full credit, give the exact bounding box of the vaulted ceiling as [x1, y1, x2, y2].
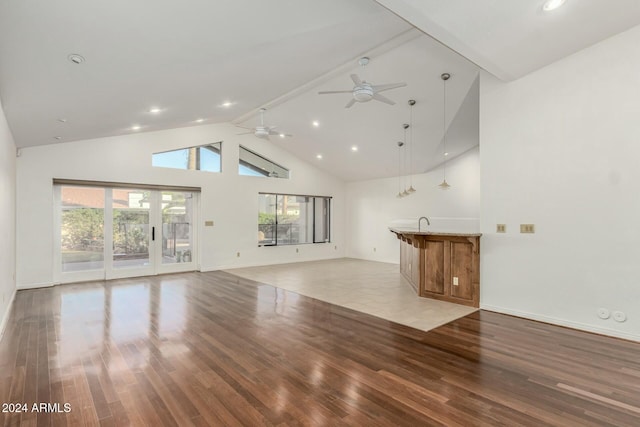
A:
[1, 0, 639, 181]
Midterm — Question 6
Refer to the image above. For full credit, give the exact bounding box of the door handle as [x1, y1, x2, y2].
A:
[152, 226, 155, 241]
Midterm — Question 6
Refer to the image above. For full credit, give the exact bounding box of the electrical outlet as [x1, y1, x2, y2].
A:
[520, 224, 535, 234]
[236, 252, 240, 258]
[296, 248, 299, 253]
[612, 311, 627, 322]
[496, 224, 506, 233]
[453, 277, 459, 286]
[373, 247, 376, 252]
[204, 220, 214, 227]
[597, 308, 610, 319]
[334, 245, 337, 250]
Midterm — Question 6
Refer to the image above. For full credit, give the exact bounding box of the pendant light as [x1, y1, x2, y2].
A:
[396, 141, 404, 198]
[438, 73, 451, 190]
[401, 124, 410, 197]
[407, 100, 416, 194]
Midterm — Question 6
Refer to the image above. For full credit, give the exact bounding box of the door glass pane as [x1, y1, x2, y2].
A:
[161, 191, 193, 264]
[258, 194, 277, 245]
[277, 195, 312, 245]
[61, 186, 105, 272]
[113, 189, 150, 268]
[313, 197, 330, 243]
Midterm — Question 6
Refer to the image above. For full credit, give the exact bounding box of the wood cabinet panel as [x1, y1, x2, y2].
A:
[399, 238, 419, 293]
[423, 241, 445, 295]
[450, 242, 473, 301]
[410, 244, 420, 288]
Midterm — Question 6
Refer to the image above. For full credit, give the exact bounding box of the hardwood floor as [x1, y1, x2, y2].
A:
[0, 271, 638, 426]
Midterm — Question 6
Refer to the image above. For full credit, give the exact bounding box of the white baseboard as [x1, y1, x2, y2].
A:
[481, 304, 640, 342]
[202, 255, 345, 272]
[17, 281, 54, 290]
[0, 288, 17, 342]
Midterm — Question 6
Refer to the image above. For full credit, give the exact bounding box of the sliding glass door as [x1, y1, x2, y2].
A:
[56, 184, 198, 283]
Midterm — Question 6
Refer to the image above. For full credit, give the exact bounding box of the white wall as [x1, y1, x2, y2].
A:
[16, 123, 345, 288]
[346, 146, 480, 263]
[0, 100, 17, 338]
[480, 25, 640, 341]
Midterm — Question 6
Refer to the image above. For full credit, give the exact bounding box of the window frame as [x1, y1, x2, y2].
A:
[152, 142, 222, 173]
[239, 145, 290, 179]
[258, 192, 331, 247]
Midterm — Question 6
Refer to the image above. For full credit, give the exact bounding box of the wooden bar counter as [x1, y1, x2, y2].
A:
[390, 228, 481, 308]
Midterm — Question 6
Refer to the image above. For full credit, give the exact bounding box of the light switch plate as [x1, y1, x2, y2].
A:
[496, 224, 506, 233]
[204, 220, 214, 227]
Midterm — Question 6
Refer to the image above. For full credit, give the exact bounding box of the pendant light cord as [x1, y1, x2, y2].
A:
[443, 77, 447, 180]
[409, 104, 414, 186]
[398, 143, 402, 195]
[403, 126, 408, 188]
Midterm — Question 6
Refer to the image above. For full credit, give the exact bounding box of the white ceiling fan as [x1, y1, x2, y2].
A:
[318, 57, 407, 108]
[237, 108, 292, 140]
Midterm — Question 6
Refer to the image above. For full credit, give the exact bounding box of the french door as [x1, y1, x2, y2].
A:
[55, 184, 198, 283]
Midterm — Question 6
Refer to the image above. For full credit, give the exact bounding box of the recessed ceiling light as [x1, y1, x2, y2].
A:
[131, 125, 142, 131]
[195, 118, 205, 123]
[312, 121, 320, 127]
[57, 118, 67, 123]
[543, 0, 566, 11]
[54, 136, 62, 140]
[316, 154, 323, 159]
[351, 146, 358, 152]
[444, 152, 449, 156]
[148, 107, 162, 113]
[221, 101, 233, 108]
[67, 54, 85, 64]
[279, 133, 285, 138]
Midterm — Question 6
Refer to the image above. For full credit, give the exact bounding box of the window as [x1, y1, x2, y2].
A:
[239, 146, 289, 178]
[258, 193, 331, 246]
[152, 142, 221, 172]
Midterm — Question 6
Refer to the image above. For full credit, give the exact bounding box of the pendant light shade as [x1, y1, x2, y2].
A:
[439, 73, 451, 190]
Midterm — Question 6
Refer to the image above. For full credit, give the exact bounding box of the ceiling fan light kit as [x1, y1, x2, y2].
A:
[237, 108, 292, 141]
[318, 57, 407, 108]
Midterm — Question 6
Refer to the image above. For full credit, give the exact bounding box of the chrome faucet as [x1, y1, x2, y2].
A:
[418, 216, 430, 232]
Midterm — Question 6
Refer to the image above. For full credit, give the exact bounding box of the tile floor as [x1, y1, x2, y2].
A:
[225, 258, 477, 332]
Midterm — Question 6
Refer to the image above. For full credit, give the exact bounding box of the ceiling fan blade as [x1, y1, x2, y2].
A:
[350, 74, 363, 86]
[345, 98, 356, 108]
[372, 93, 395, 105]
[271, 132, 293, 138]
[318, 90, 352, 94]
[372, 82, 407, 92]
[237, 131, 254, 135]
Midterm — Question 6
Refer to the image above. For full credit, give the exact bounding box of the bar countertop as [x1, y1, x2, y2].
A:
[389, 227, 482, 237]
